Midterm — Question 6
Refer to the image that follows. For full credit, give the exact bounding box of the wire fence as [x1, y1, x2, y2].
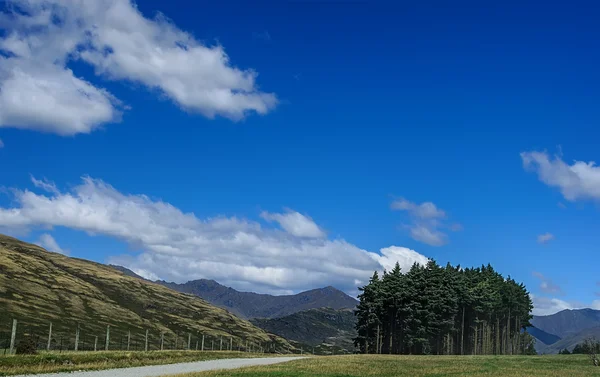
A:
[0, 316, 282, 355]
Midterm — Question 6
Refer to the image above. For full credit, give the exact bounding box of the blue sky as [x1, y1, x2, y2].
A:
[1, 0, 600, 315]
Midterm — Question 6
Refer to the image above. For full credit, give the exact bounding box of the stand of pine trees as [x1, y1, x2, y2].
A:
[354, 260, 534, 355]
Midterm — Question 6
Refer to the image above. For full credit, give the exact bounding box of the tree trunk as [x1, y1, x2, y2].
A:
[461, 306, 465, 355]
[473, 319, 478, 355]
[376, 324, 380, 355]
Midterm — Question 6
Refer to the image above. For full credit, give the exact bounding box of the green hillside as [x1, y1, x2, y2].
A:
[250, 307, 356, 352]
[0, 234, 290, 352]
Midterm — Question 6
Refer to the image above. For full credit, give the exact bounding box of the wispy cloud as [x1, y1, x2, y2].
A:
[36, 233, 68, 255]
[532, 271, 563, 295]
[537, 232, 555, 244]
[391, 198, 460, 246]
[521, 150, 600, 202]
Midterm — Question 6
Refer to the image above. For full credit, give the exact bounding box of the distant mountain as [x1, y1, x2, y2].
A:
[250, 307, 357, 351]
[527, 326, 561, 346]
[529, 309, 600, 354]
[531, 308, 600, 338]
[157, 279, 359, 319]
[540, 326, 600, 354]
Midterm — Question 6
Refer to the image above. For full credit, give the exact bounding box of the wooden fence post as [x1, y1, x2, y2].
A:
[145, 329, 149, 352]
[94, 336, 98, 351]
[47, 322, 53, 351]
[160, 333, 164, 351]
[201, 334, 204, 351]
[74, 324, 80, 351]
[105, 325, 110, 351]
[188, 333, 191, 350]
[219, 336, 222, 351]
[9, 319, 17, 355]
[127, 330, 131, 351]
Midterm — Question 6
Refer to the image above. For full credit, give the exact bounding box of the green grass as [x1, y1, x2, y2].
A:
[0, 350, 279, 376]
[176, 354, 600, 377]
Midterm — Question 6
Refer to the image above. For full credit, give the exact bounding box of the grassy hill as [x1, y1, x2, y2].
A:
[250, 307, 357, 352]
[157, 279, 358, 320]
[0, 234, 290, 352]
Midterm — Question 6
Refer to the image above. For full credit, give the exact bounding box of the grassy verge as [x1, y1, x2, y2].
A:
[174, 354, 600, 377]
[0, 350, 277, 376]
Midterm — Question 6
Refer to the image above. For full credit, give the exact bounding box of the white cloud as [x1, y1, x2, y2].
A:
[260, 210, 325, 238]
[0, 138, 4, 148]
[0, 176, 429, 293]
[0, 0, 276, 136]
[391, 198, 459, 246]
[372, 246, 429, 273]
[36, 233, 68, 255]
[537, 233, 555, 244]
[30, 176, 59, 195]
[532, 271, 563, 295]
[521, 151, 600, 202]
[531, 294, 576, 316]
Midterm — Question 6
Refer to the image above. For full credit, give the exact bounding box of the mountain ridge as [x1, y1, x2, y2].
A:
[156, 278, 358, 319]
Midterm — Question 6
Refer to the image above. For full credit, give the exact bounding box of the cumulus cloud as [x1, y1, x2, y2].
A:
[532, 271, 563, 295]
[0, 0, 276, 136]
[537, 232, 555, 244]
[260, 210, 326, 238]
[521, 151, 600, 201]
[391, 198, 460, 246]
[36, 233, 68, 255]
[531, 294, 575, 316]
[0, 176, 429, 293]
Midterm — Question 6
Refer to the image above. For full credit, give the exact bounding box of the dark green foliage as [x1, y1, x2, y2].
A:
[16, 337, 38, 355]
[571, 339, 600, 354]
[559, 348, 571, 355]
[354, 260, 534, 355]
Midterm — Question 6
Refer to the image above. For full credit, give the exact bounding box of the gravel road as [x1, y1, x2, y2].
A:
[12, 357, 306, 377]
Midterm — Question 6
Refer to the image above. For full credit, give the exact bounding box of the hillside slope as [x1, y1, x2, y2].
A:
[531, 309, 600, 338]
[250, 307, 357, 351]
[538, 326, 600, 354]
[158, 279, 358, 319]
[0, 234, 289, 351]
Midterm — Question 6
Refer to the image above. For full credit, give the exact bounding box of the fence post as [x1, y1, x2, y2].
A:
[94, 336, 98, 351]
[47, 322, 52, 351]
[211, 339, 214, 351]
[9, 319, 17, 355]
[175, 334, 178, 350]
[229, 337, 232, 351]
[160, 333, 164, 351]
[201, 334, 204, 351]
[145, 329, 149, 352]
[74, 324, 80, 351]
[246, 340, 248, 352]
[219, 336, 222, 351]
[195, 340, 198, 351]
[127, 330, 131, 351]
[105, 325, 110, 351]
[187, 333, 191, 350]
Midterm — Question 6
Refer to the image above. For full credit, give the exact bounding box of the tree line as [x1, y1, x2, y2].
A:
[354, 260, 535, 355]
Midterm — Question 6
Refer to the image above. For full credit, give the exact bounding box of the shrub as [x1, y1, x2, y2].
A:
[16, 337, 38, 355]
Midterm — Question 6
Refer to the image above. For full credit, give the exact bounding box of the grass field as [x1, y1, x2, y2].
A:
[0, 350, 277, 376]
[177, 354, 600, 377]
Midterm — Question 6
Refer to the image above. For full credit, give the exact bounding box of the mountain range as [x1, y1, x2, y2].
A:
[529, 308, 600, 354]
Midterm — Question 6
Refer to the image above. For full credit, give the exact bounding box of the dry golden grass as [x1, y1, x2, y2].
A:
[175, 354, 600, 377]
[0, 350, 279, 376]
[0, 234, 291, 352]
